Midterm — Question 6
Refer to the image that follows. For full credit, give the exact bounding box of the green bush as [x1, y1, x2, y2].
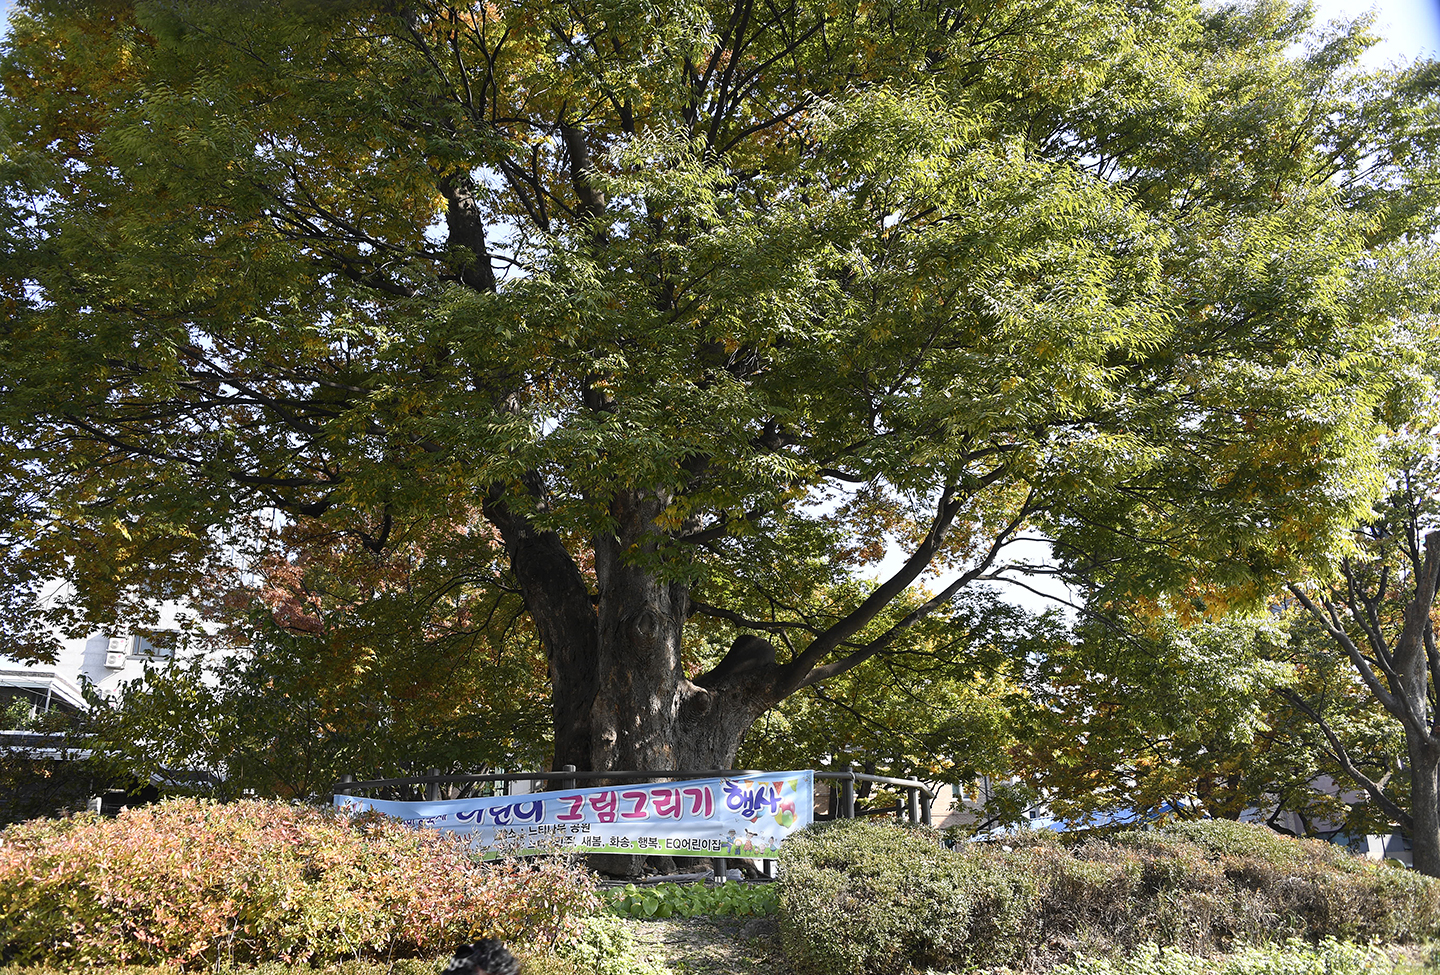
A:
[0, 799, 599, 968]
[0, 961, 453, 975]
[779, 820, 1037, 974]
[1105, 820, 1440, 945]
[778, 819, 1440, 975]
[605, 880, 779, 919]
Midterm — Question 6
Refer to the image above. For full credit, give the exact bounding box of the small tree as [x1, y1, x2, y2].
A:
[1284, 433, 1440, 873]
[0, 705, 95, 827]
[85, 516, 553, 798]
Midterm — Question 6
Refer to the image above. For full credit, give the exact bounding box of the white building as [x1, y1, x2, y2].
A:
[1, 582, 214, 726]
[0, 630, 181, 718]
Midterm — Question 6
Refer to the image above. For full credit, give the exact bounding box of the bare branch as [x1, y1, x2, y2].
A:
[688, 599, 816, 635]
[1287, 582, 1418, 733]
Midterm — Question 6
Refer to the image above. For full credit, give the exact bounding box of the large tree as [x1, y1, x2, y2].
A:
[1, 0, 1436, 774]
[1008, 606, 1402, 838]
[1013, 409, 1440, 870]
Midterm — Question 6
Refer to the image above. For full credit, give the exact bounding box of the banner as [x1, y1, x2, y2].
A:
[335, 771, 813, 859]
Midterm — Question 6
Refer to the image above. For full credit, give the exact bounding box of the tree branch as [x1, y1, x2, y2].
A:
[796, 494, 1035, 689]
[1286, 583, 1415, 732]
[1277, 687, 1413, 830]
[688, 599, 816, 635]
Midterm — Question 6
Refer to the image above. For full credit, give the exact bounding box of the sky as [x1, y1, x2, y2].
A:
[1311, 0, 1440, 63]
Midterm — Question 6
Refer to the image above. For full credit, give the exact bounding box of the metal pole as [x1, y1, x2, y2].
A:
[908, 788, 920, 825]
[840, 774, 855, 819]
[919, 790, 932, 826]
[562, 764, 576, 790]
[427, 769, 440, 802]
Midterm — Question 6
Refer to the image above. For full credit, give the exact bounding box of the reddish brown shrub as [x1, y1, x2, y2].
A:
[0, 799, 598, 968]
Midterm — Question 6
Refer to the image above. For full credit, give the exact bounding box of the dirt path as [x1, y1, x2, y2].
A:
[621, 916, 792, 975]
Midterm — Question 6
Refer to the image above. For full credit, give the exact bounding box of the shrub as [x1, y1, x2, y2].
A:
[0, 799, 600, 968]
[537, 913, 667, 975]
[778, 819, 1440, 975]
[0, 964, 447, 975]
[779, 820, 1037, 974]
[0, 937, 663, 975]
[1107, 820, 1440, 945]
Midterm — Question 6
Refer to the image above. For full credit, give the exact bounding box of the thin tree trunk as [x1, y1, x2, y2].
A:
[1291, 529, 1440, 877]
[1408, 738, 1440, 876]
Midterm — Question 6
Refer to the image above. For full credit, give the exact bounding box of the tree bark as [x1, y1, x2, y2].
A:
[1402, 532, 1440, 875]
[1408, 738, 1440, 876]
[589, 490, 695, 773]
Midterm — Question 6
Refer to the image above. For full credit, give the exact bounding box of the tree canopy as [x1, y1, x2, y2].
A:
[1027, 421, 1440, 869]
[1, 0, 1437, 774]
[80, 512, 554, 800]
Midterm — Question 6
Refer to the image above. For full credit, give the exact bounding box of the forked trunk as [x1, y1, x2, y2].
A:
[587, 491, 778, 774]
[494, 489, 788, 782]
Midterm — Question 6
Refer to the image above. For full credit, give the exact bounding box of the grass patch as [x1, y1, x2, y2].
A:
[605, 881, 779, 919]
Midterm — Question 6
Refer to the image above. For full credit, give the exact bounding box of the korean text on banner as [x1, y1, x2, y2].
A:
[334, 771, 814, 859]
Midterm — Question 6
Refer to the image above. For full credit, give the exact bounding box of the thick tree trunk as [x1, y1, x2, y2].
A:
[482, 494, 599, 771]
[684, 635, 784, 766]
[587, 489, 779, 773]
[491, 485, 782, 779]
[577, 490, 783, 875]
[590, 528, 695, 772]
[1408, 738, 1440, 876]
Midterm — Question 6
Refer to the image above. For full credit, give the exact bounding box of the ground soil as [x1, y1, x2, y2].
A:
[620, 916, 792, 975]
